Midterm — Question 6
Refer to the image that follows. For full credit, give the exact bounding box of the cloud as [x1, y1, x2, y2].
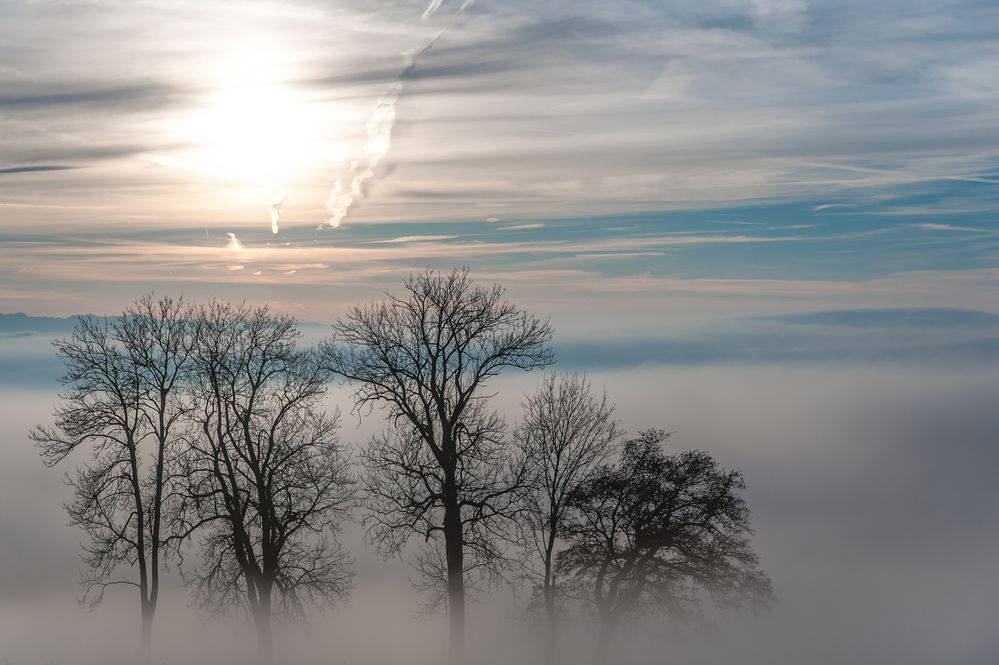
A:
[497, 223, 544, 230]
[3, 1, 998, 232]
[0, 81, 183, 112]
[760, 307, 999, 328]
[323, 4, 454, 230]
[913, 222, 989, 232]
[0, 165, 76, 175]
[554, 308, 999, 369]
[422, 0, 445, 19]
[372, 235, 457, 243]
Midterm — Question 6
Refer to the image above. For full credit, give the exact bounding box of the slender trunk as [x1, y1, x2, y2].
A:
[595, 611, 618, 665]
[253, 578, 274, 665]
[545, 589, 558, 665]
[145, 550, 159, 664]
[129, 431, 152, 664]
[443, 481, 465, 665]
[144, 426, 164, 665]
[543, 521, 558, 665]
[140, 603, 154, 664]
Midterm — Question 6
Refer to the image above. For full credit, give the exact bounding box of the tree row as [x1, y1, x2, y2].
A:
[32, 269, 771, 665]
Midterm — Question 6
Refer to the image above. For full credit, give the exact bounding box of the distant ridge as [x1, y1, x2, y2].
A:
[0, 312, 80, 334]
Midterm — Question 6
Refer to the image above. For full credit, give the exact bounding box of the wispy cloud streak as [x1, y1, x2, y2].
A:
[324, 33, 442, 229]
[0, 165, 75, 175]
[322, 0, 478, 229]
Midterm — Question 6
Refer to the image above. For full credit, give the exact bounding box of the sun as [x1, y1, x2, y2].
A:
[155, 37, 342, 197]
[178, 81, 328, 185]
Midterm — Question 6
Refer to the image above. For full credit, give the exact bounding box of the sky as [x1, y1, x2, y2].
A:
[1, 0, 998, 321]
[2, 0, 999, 663]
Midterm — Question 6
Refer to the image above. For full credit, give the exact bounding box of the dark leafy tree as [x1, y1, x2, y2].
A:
[30, 295, 193, 661]
[559, 429, 773, 665]
[322, 268, 554, 664]
[516, 373, 622, 665]
[178, 301, 354, 663]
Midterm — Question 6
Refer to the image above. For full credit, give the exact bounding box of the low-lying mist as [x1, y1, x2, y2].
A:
[3, 361, 998, 664]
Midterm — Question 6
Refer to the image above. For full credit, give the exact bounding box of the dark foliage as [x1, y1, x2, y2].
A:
[559, 429, 773, 662]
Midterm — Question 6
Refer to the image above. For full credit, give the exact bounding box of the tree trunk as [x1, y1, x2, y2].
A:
[140, 604, 154, 664]
[545, 589, 558, 665]
[595, 612, 618, 665]
[543, 521, 559, 665]
[253, 580, 274, 665]
[444, 492, 465, 665]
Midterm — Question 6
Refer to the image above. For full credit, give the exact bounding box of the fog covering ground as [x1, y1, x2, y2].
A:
[2, 311, 999, 664]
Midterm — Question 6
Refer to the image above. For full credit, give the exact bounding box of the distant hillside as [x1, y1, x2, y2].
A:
[0, 312, 79, 335]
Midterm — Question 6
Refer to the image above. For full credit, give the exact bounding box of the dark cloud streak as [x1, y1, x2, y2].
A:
[0, 164, 76, 175]
[0, 80, 186, 112]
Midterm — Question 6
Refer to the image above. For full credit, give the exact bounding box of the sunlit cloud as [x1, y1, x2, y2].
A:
[498, 223, 544, 231]
[913, 223, 990, 233]
[373, 235, 457, 243]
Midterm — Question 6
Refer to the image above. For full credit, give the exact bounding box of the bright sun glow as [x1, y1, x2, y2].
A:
[157, 38, 342, 190]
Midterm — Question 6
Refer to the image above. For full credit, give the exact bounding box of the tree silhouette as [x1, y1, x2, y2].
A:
[322, 268, 553, 664]
[31, 295, 193, 661]
[362, 400, 527, 612]
[516, 373, 622, 665]
[177, 301, 354, 663]
[559, 429, 773, 665]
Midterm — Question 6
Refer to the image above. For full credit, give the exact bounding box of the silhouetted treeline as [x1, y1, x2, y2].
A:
[32, 269, 772, 665]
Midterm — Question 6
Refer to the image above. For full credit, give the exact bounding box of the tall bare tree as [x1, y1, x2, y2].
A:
[31, 295, 193, 661]
[516, 374, 622, 665]
[559, 429, 773, 665]
[178, 301, 354, 663]
[362, 401, 527, 613]
[322, 268, 553, 664]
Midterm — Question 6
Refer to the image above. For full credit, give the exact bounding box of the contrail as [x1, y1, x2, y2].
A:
[269, 188, 286, 234]
[424, 0, 476, 17]
[324, 36, 440, 229]
[422, 0, 444, 18]
[323, 0, 470, 230]
[323, 81, 401, 229]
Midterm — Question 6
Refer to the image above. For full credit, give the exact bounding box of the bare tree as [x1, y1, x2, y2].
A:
[178, 301, 354, 663]
[516, 374, 622, 665]
[559, 430, 773, 665]
[30, 295, 193, 661]
[322, 268, 553, 664]
[362, 401, 527, 613]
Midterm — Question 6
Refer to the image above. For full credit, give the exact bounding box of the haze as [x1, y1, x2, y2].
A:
[2, 0, 999, 664]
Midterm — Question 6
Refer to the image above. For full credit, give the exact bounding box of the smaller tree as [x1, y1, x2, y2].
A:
[178, 302, 355, 663]
[30, 295, 192, 662]
[559, 430, 773, 665]
[516, 374, 622, 665]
